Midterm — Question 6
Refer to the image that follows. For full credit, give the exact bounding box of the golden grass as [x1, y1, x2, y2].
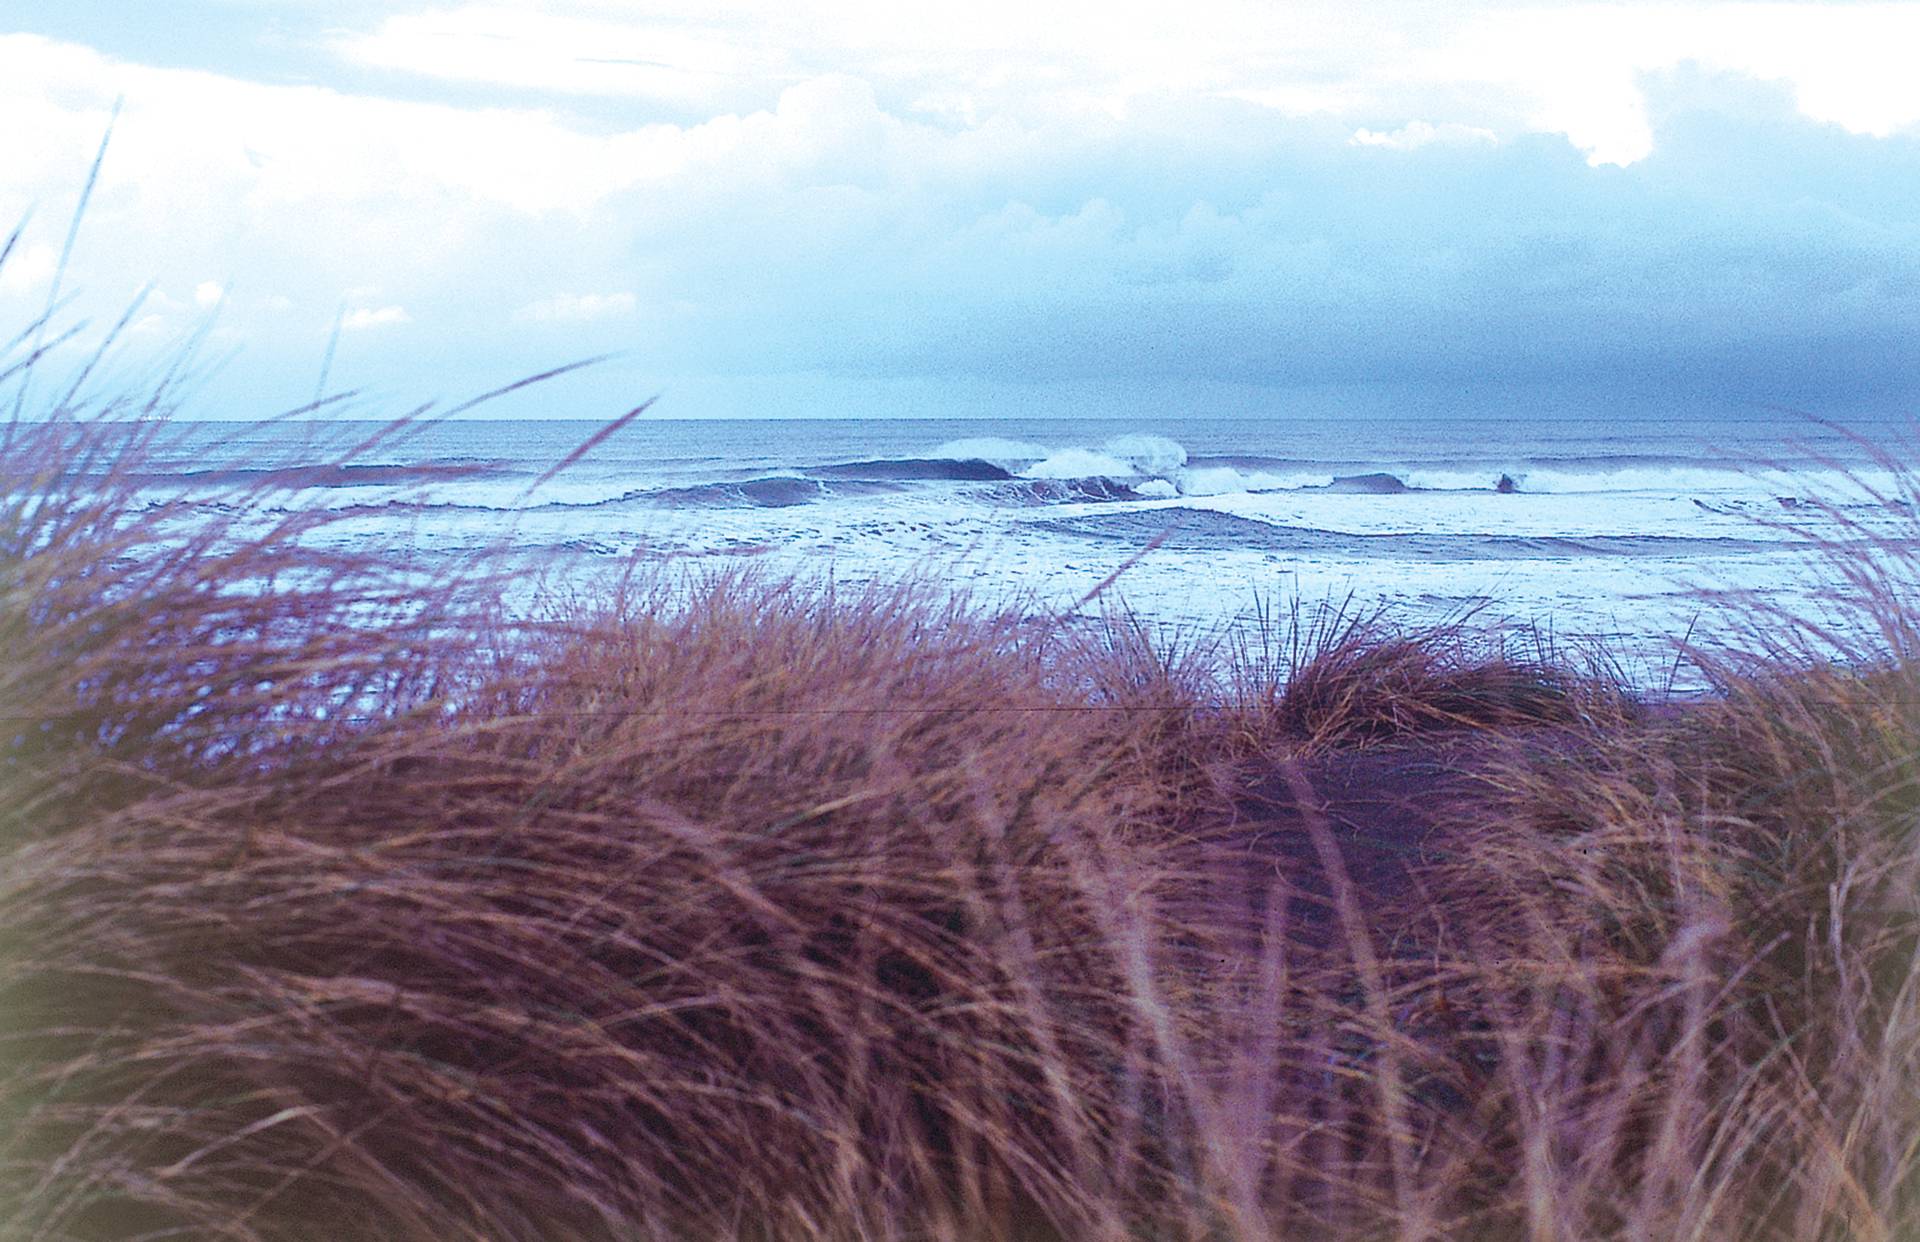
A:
[1, 328, 1915, 1236]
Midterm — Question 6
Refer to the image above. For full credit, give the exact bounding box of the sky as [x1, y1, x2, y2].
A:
[2, 1, 1918, 421]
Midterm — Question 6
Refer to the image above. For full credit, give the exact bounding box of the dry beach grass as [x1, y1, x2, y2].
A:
[2, 265, 1917, 1237]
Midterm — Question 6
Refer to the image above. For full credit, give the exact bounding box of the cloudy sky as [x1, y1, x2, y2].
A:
[3, 1, 1918, 420]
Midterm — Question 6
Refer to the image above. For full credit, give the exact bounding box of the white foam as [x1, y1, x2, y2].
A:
[1102, 433, 1188, 477]
[1172, 465, 1329, 496]
[938, 433, 1196, 483]
[1021, 449, 1140, 480]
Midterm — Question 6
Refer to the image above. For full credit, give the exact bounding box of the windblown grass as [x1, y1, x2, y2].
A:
[2, 349, 1915, 1235]
[1266, 617, 1628, 753]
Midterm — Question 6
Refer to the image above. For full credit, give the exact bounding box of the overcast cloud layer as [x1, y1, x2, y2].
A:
[2, 2, 1918, 420]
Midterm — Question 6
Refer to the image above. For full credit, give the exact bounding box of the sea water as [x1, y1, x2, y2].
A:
[133, 413, 1919, 683]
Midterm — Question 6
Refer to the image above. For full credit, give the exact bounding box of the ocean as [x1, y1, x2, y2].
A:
[136, 412, 1917, 683]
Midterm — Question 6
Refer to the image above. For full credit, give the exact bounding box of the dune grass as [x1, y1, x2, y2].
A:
[2, 395, 1917, 1235]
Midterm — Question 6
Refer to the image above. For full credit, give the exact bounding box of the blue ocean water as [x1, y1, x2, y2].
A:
[135, 412, 1919, 680]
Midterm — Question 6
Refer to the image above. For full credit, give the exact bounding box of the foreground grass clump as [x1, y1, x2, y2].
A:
[1417, 665, 1920, 1240]
[0, 415, 1216, 1239]
[2, 408, 1917, 1241]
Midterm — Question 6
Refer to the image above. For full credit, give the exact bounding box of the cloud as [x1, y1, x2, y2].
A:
[331, 6, 793, 115]
[2, 25, 1917, 419]
[194, 280, 224, 308]
[1350, 121, 1499, 150]
[0, 241, 57, 298]
[340, 305, 411, 331]
[326, 2, 1920, 165]
[515, 292, 637, 323]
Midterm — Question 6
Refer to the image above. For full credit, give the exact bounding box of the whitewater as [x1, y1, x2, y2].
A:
[133, 413, 1917, 684]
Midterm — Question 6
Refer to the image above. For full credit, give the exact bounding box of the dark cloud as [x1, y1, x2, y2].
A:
[515, 67, 1911, 419]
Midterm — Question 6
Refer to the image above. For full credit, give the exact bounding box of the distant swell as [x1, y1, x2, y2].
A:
[642, 476, 907, 509]
[1320, 473, 1414, 495]
[645, 478, 822, 508]
[810, 457, 1014, 482]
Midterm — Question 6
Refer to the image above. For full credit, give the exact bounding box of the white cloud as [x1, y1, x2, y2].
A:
[1351, 121, 1499, 151]
[515, 291, 637, 322]
[333, 6, 792, 112]
[0, 241, 57, 298]
[327, 1, 1920, 166]
[194, 280, 224, 307]
[341, 305, 411, 331]
[0, 33, 656, 223]
[1407, 3, 1920, 164]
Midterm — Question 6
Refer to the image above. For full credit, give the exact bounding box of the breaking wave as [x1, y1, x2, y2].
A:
[926, 434, 1889, 499]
